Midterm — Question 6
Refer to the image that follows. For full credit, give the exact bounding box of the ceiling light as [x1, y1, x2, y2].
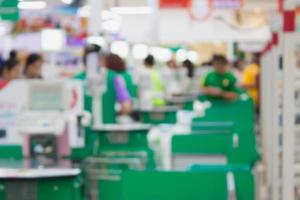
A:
[87, 36, 106, 47]
[18, 1, 47, 10]
[111, 6, 153, 15]
[176, 49, 188, 62]
[188, 51, 199, 62]
[62, 0, 73, 5]
[111, 41, 129, 58]
[132, 44, 149, 60]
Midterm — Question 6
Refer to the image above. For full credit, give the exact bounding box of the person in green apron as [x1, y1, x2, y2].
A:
[101, 53, 136, 124]
[201, 55, 238, 100]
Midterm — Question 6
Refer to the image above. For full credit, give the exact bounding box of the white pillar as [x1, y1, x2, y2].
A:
[88, 0, 103, 36]
[148, 0, 159, 45]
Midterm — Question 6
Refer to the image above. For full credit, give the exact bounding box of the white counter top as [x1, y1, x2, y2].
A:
[0, 168, 80, 179]
[93, 123, 152, 132]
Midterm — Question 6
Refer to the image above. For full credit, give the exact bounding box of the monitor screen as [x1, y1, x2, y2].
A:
[28, 82, 65, 111]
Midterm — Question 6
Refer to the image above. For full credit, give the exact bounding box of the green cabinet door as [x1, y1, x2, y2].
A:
[37, 178, 73, 200]
[0, 182, 4, 200]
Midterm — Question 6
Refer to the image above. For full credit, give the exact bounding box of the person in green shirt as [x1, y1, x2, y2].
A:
[202, 55, 237, 100]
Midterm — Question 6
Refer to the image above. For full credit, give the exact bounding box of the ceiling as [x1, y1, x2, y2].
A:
[27, 0, 277, 10]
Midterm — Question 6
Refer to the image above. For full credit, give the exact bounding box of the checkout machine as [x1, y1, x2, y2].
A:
[0, 80, 85, 200]
[81, 52, 154, 200]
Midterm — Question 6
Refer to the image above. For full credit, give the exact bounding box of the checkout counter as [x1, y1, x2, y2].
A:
[139, 106, 178, 125]
[0, 80, 86, 200]
[0, 159, 82, 200]
[84, 124, 153, 200]
[0, 80, 86, 161]
[165, 94, 198, 111]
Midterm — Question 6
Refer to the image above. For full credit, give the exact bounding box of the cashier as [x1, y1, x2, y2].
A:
[201, 55, 237, 100]
[105, 53, 133, 114]
[24, 53, 43, 79]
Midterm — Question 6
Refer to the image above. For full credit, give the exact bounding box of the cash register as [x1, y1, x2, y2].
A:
[0, 80, 86, 163]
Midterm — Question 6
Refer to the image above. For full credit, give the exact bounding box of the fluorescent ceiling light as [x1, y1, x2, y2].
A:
[62, 0, 73, 5]
[41, 29, 66, 52]
[111, 41, 129, 58]
[132, 44, 149, 60]
[150, 47, 172, 62]
[87, 36, 106, 47]
[176, 49, 188, 62]
[188, 51, 199, 62]
[111, 6, 153, 15]
[18, 1, 47, 10]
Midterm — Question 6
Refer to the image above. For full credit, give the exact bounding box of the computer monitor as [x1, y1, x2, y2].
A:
[27, 81, 66, 111]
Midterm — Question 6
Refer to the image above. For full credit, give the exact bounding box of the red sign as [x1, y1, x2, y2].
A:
[160, 0, 190, 8]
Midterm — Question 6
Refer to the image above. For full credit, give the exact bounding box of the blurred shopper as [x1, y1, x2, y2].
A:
[0, 58, 21, 88]
[182, 59, 195, 78]
[24, 53, 43, 79]
[182, 59, 199, 93]
[8, 50, 18, 62]
[161, 59, 186, 97]
[135, 55, 165, 108]
[241, 54, 260, 107]
[74, 44, 101, 80]
[202, 55, 237, 100]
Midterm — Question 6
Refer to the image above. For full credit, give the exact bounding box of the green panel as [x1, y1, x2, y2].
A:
[194, 97, 259, 167]
[99, 180, 121, 200]
[0, 145, 22, 159]
[0, 182, 4, 200]
[121, 171, 228, 200]
[189, 165, 254, 200]
[96, 130, 148, 150]
[71, 147, 89, 161]
[140, 111, 177, 125]
[234, 171, 255, 200]
[0, 0, 19, 21]
[37, 178, 74, 200]
[93, 130, 156, 168]
[172, 134, 233, 155]
[192, 122, 235, 132]
[72, 176, 84, 200]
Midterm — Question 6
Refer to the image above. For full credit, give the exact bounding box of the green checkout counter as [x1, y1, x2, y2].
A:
[139, 106, 178, 125]
[166, 94, 198, 111]
[84, 124, 154, 200]
[0, 160, 82, 200]
[193, 96, 259, 166]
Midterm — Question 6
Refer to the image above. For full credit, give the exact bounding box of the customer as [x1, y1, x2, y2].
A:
[161, 59, 185, 97]
[0, 57, 21, 89]
[182, 59, 195, 79]
[74, 44, 101, 80]
[135, 55, 165, 107]
[24, 53, 43, 79]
